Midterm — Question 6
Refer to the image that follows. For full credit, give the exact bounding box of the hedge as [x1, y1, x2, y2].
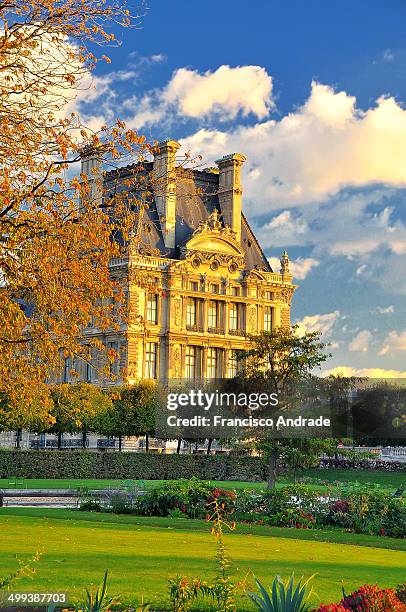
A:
[320, 457, 406, 472]
[0, 450, 267, 481]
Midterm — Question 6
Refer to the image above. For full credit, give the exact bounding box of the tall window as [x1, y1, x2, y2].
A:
[186, 298, 197, 327]
[232, 286, 240, 296]
[86, 360, 94, 383]
[229, 303, 238, 331]
[145, 342, 157, 379]
[207, 348, 217, 378]
[84, 347, 94, 382]
[185, 346, 196, 380]
[190, 281, 198, 291]
[107, 341, 119, 377]
[63, 357, 71, 383]
[146, 293, 158, 324]
[264, 306, 273, 332]
[208, 301, 218, 328]
[228, 350, 238, 378]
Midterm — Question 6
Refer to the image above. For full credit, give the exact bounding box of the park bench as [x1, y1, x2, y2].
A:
[6, 476, 26, 489]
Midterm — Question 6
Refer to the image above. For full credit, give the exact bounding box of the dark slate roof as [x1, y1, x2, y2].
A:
[105, 165, 271, 272]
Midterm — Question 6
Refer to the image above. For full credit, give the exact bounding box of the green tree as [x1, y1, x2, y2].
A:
[49, 383, 113, 448]
[95, 382, 158, 452]
[243, 325, 332, 488]
[0, 385, 55, 447]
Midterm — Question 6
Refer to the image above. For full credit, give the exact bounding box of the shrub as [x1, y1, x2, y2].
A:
[317, 584, 406, 611]
[136, 478, 213, 518]
[0, 449, 266, 481]
[397, 582, 406, 604]
[79, 500, 103, 512]
[329, 499, 349, 514]
[320, 457, 406, 472]
[248, 574, 314, 611]
[323, 486, 406, 538]
[341, 585, 404, 611]
[79, 570, 118, 612]
[78, 481, 143, 514]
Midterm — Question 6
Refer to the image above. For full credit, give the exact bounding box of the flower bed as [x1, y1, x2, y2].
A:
[317, 584, 406, 611]
[80, 478, 406, 539]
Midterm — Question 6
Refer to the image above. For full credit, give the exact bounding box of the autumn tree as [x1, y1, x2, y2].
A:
[49, 383, 113, 448]
[0, 0, 154, 412]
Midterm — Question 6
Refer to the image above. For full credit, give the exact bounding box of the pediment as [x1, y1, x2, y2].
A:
[186, 232, 244, 257]
[247, 269, 267, 281]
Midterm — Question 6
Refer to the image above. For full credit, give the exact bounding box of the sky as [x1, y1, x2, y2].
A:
[75, 0, 406, 377]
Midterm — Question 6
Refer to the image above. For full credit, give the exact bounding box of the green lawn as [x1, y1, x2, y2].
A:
[0, 508, 404, 611]
[0, 469, 404, 492]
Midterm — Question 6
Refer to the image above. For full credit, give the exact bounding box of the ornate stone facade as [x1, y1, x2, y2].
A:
[81, 141, 296, 385]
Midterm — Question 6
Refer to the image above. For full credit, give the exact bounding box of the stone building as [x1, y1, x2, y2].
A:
[0, 140, 296, 451]
[77, 139, 296, 386]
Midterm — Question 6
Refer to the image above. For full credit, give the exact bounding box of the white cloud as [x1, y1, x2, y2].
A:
[349, 330, 372, 352]
[128, 51, 166, 64]
[296, 311, 340, 337]
[323, 366, 406, 378]
[382, 49, 395, 62]
[268, 256, 320, 280]
[162, 65, 274, 120]
[180, 81, 406, 209]
[252, 190, 406, 265]
[256, 211, 309, 247]
[376, 305, 395, 314]
[379, 329, 406, 355]
[149, 53, 166, 63]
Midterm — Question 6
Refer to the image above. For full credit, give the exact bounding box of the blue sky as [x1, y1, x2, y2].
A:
[77, 0, 406, 376]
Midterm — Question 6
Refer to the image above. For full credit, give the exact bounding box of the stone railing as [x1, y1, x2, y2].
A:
[208, 326, 224, 335]
[229, 328, 245, 336]
[186, 324, 204, 332]
[339, 446, 406, 463]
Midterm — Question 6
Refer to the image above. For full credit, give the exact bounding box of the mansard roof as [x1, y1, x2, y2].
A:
[104, 163, 272, 273]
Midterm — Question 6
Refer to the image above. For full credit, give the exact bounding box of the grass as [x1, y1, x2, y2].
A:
[0, 469, 404, 492]
[0, 508, 404, 611]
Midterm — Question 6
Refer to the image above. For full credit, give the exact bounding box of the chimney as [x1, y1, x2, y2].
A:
[215, 153, 246, 244]
[80, 145, 104, 207]
[153, 139, 181, 249]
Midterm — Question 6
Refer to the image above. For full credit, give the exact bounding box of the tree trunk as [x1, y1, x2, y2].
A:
[118, 436, 122, 452]
[145, 432, 149, 453]
[16, 428, 22, 449]
[82, 430, 87, 449]
[207, 438, 213, 455]
[176, 439, 182, 454]
[267, 449, 278, 489]
[57, 431, 62, 450]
